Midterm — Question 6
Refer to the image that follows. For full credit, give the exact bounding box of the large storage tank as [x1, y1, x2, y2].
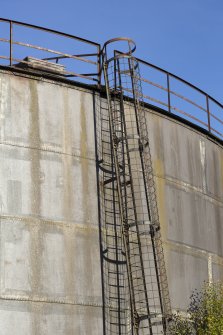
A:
[0, 19, 222, 334]
[0, 69, 103, 334]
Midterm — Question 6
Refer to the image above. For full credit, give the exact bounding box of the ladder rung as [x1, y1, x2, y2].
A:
[104, 176, 117, 185]
[121, 180, 131, 187]
[129, 147, 140, 152]
[151, 320, 164, 326]
[110, 322, 126, 326]
[108, 271, 124, 276]
[109, 296, 125, 301]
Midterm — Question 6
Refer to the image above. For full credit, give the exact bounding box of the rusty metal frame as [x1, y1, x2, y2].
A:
[113, 50, 223, 140]
[0, 18, 101, 84]
[134, 57, 223, 140]
[101, 38, 172, 334]
[0, 18, 222, 140]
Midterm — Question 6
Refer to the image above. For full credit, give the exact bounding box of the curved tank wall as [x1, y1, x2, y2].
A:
[0, 69, 102, 334]
[0, 68, 222, 333]
[146, 108, 223, 310]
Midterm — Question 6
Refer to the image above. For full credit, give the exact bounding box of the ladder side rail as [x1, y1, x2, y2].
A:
[111, 141, 125, 334]
[111, 81, 139, 334]
[117, 105, 136, 335]
[116, 72, 136, 335]
[103, 60, 137, 334]
[127, 57, 167, 329]
[130, 58, 172, 321]
[116, 54, 170, 333]
[117, 57, 155, 334]
[96, 94, 107, 335]
[99, 97, 129, 334]
[105, 59, 154, 334]
[102, 38, 172, 334]
[101, 107, 116, 334]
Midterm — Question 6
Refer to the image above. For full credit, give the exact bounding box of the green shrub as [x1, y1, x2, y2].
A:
[168, 282, 223, 335]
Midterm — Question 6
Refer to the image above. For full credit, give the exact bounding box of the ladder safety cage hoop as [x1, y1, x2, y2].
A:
[99, 37, 172, 335]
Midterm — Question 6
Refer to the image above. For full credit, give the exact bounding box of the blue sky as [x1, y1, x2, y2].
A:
[0, 0, 222, 102]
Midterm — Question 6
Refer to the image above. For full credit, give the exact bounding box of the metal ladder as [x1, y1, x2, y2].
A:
[99, 38, 171, 335]
[97, 96, 131, 334]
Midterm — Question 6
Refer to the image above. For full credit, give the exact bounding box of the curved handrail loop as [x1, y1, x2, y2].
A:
[102, 37, 136, 63]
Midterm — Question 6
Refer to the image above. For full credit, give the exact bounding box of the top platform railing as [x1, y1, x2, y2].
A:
[0, 18, 101, 84]
[0, 19, 222, 141]
[134, 57, 223, 141]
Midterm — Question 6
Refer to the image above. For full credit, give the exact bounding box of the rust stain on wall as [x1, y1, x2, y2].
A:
[29, 79, 42, 333]
[154, 159, 167, 239]
[62, 87, 73, 221]
[80, 93, 89, 222]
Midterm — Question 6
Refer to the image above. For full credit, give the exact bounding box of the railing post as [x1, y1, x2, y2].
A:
[206, 95, 211, 132]
[97, 45, 101, 88]
[167, 73, 171, 113]
[9, 21, 13, 66]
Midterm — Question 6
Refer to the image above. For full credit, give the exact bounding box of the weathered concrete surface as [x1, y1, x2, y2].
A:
[0, 71, 102, 334]
[0, 68, 222, 334]
[147, 110, 223, 309]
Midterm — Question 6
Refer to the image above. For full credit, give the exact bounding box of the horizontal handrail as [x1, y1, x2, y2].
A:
[0, 19, 221, 141]
[136, 56, 223, 111]
[0, 18, 101, 84]
[135, 57, 223, 139]
[0, 38, 98, 65]
[0, 18, 100, 46]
